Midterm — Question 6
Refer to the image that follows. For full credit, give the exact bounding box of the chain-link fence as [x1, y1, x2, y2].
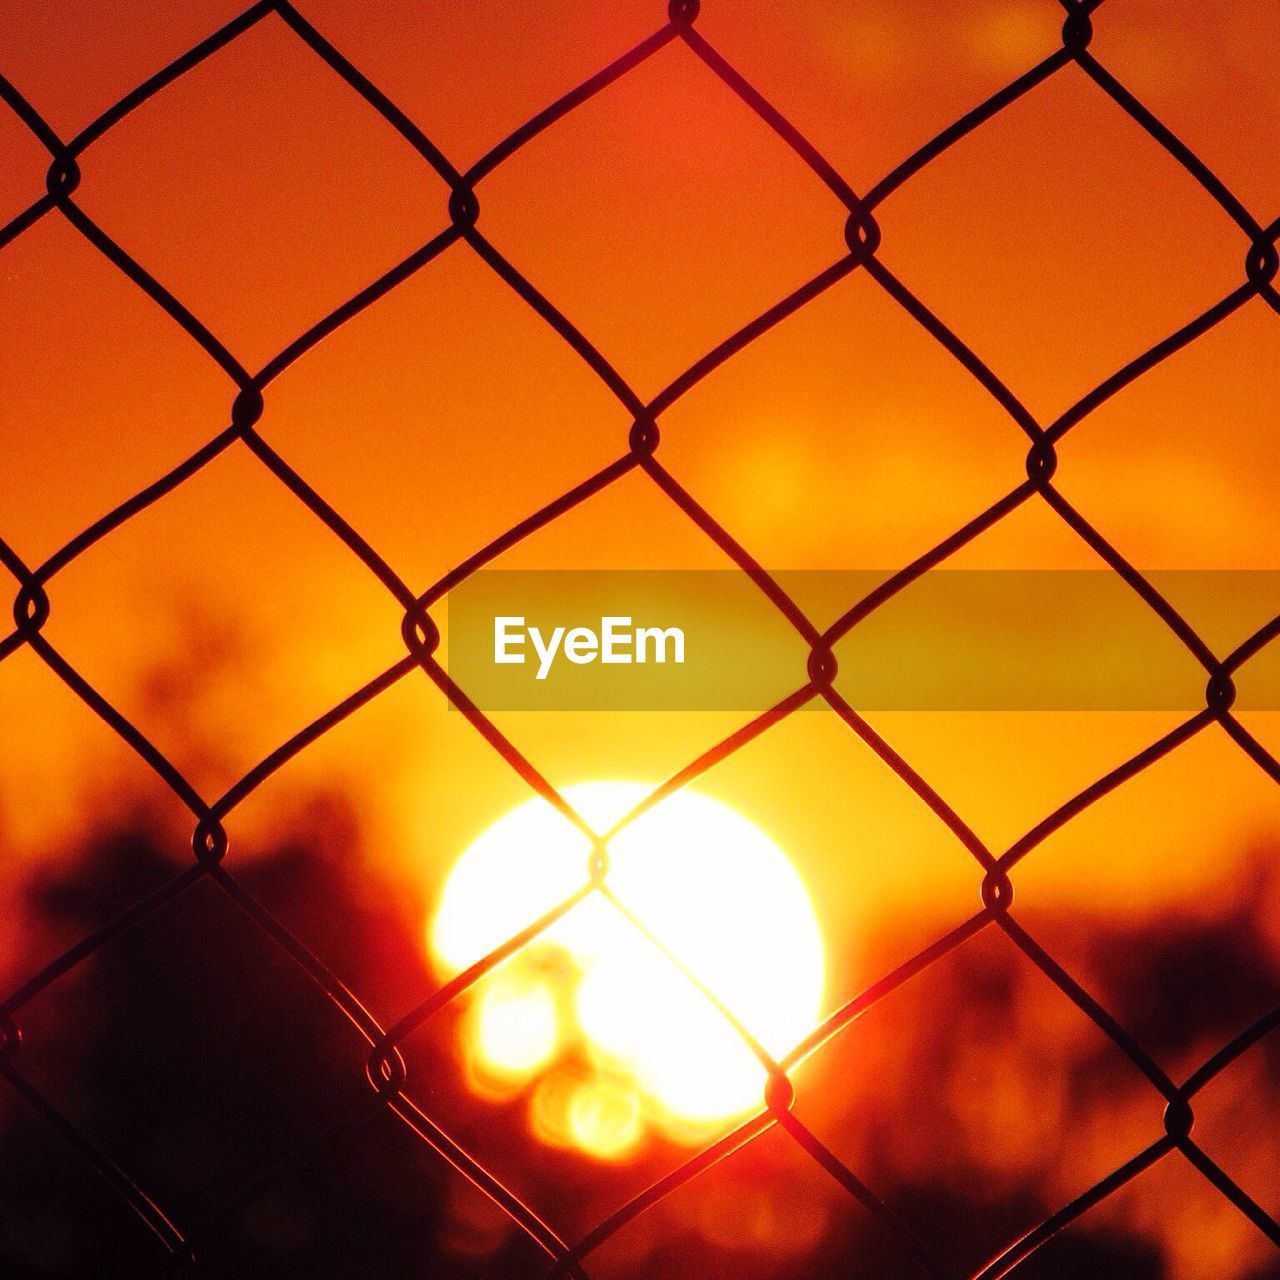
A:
[2, 0, 1279, 1275]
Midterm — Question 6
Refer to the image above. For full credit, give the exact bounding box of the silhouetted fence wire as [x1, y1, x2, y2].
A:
[2, 0, 1279, 1275]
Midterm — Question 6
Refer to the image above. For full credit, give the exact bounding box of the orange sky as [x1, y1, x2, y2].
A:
[2, 0, 1279, 1054]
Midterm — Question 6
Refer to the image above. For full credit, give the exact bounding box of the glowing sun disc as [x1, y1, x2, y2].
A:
[430, 781, 825, 1151]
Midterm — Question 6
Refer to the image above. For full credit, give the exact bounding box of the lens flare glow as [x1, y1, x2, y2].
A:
[471, 976, 560, 1082]
[430, 782, 825, 1154]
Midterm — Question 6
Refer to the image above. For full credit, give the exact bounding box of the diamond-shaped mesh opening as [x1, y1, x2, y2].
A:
[788, 927, 1169, 1279]
[72, 11, 452, 369]
[255, 240, 633, 592]
[9, 872, 371, 1229]
[1086, 0, 1280, 217]
[38, 446, 407, 797]
[0, 215, 231, 565]
[1054, 302, 1280, 574]
[1012, 730, 1280, 1075]
[657, 270, 1028, 577]
[873, 67, 1246, 418]
[680, 703, 983, 1017]
[475, 38, 850, 395]
[391, 964, 760, 1249]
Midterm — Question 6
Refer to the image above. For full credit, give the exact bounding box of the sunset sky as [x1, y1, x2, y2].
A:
[2, 1, 1279, 1275]
[4, 0, 1278, 913]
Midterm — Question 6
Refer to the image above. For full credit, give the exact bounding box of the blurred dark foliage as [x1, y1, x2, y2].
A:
[2, 814, 1278, 1279]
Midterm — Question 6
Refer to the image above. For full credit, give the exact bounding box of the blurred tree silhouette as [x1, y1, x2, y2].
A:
[4, 812, 1277, 1277]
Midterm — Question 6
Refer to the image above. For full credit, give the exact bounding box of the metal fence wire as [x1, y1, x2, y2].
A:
[2, 0, 1280, 1275]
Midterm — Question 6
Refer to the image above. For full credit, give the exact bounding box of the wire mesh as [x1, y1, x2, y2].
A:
[2, 0, 1279, 1275]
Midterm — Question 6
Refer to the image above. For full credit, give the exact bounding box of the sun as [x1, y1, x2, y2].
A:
[429, 781, 825, 1159]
